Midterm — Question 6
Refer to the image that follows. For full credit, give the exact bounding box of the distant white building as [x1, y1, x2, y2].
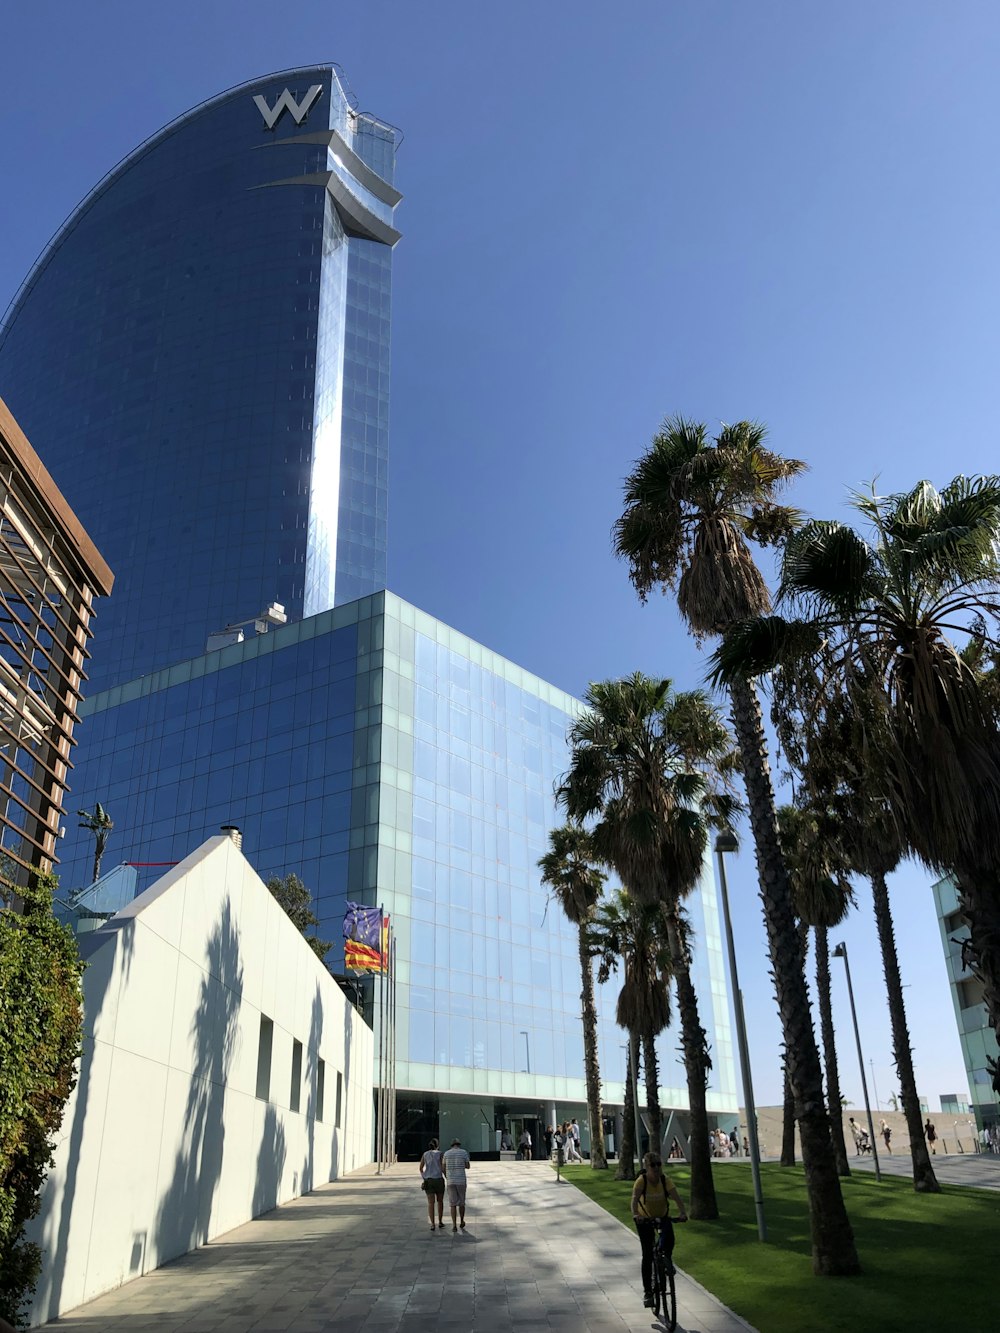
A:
[28, 831, 374, 1326]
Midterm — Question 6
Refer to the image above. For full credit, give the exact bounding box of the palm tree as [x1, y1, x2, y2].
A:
[716, 477, 1000, 1104]
[560, 673, 740, 1220]
[591, 892, 672, 1179]
[78, 803, 114, 884]
[616, 418, 860, 1274]
[778, 805, 854, 1178]
[800, 703, 941, 1194]
[539, 824, 608, 1169]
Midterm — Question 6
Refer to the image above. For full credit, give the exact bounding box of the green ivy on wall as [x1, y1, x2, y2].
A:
[0, 871, 84, 1328]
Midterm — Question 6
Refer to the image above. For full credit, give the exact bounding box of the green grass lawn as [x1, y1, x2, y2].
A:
[559, 1161, 998, 1332]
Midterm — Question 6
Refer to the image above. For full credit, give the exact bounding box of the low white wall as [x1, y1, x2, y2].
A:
[29, 834, 373, 1325]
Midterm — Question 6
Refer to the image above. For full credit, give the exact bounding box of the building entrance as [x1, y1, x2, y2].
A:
[508, 1114, 542, 1159]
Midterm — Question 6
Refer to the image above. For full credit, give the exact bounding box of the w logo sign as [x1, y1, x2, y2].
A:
[253, 84, 323, 131]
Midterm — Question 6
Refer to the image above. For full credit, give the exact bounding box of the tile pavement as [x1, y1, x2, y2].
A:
[47, 1161, 756, 1332]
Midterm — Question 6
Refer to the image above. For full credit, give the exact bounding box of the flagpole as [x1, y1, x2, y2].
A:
[376, 904, 385, 1173]
[390, 931, 397, 1164]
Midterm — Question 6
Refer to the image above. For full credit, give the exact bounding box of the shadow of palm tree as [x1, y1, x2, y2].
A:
[302, 985, 323, 1193]
[153, 901, 243, 1260]
[252, 1105, 287, 1217]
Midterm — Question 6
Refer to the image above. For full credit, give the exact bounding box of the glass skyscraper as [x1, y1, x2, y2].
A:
[61, 592, 738, 1155]
[1, 68, 737, 1156]
[0, 65, 400, 692]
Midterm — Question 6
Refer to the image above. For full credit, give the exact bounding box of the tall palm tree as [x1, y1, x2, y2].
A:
[591, 892, 672, 1179]
[774, 687, 941, 1194]
[616, 418, 860, 1274]
[778, 805, 854, 1178]
[561, 673, 740, 1221]
[715, 475, 1000, 1101]
[539, 824, 608, 1169]
[78, 803, 114, 884]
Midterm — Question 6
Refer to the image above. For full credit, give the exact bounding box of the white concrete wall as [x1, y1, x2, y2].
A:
[28, 834, 373, 1326]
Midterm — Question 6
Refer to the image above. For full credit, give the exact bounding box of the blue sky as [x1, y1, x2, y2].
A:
[4, 0, 998, 1110]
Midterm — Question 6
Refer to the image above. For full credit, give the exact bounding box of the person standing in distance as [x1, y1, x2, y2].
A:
[924, 1118, 937, 1155]
[442, 1138, 471, 1232]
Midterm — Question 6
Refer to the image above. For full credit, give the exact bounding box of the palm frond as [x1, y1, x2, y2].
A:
[779, 521, 875, 612]
[709, 616, 822, 686]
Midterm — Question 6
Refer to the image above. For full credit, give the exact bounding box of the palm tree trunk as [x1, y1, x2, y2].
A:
[664, 911, 719, 1218]
[641, 1028, 662, 1158]
[578, 923, 607, 1169]
[728, 675, 860, 1276]
[870, 872, 940, 1192]
[954, 864, 1000, 1099]
[815, 926, 850, 1177]
[781, 920, 810, 1166]
[781, 1062, 796, 1166]
[616, 1034, 638, 1181]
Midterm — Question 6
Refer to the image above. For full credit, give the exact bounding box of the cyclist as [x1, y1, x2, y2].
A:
[631, 1150, 688, 1308]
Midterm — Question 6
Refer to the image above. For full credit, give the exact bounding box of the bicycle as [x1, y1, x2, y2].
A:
[650, 1214, 686, 1330]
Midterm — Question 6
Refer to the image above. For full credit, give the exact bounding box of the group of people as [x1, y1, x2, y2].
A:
[551, 1120, 583, 1163]
[418, 1138, 471, 1232]
[710, 1127, 747, 1157]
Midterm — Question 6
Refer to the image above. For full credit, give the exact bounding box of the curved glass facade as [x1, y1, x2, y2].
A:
[63, 592, 737, 1155]
[0, 66, 399, 692]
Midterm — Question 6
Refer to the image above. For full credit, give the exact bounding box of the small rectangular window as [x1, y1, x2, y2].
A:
[335, 1071, 343, 1128]
[256, 1016, 273, 1101]
[290, 1039, 303, 1113]
[317, 1058, 326, 1121]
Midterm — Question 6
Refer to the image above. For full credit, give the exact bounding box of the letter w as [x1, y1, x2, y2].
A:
[254, 84, 323, 131]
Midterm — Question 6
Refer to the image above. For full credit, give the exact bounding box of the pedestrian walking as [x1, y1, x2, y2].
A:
[848, 1117, 862, 1156]
[544, 1125, 554, 1158]
[419, 1137, 445, 1231]
[565, 1121, 582, 1163]
[554, 1124, 566, 1168]
[518, 1128, 532, 1160]
[924, 1118, 937, 1155]
[880, 1118, 893, 1153]
[571, 1118, 582, 1159]
[442, 1138, 471, 1232]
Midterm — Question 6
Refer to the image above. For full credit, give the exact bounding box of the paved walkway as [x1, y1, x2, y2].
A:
[49, 1162, 754, 1332]
[848, 1148, 1000, 1190]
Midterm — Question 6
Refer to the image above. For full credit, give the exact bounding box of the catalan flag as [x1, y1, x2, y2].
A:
[343, 902, 389, 973]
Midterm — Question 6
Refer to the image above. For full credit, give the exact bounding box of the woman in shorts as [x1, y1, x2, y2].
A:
[419, 1137, 445, 1230]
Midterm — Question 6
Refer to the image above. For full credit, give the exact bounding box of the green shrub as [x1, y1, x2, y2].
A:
[0, 871, 84, 1328]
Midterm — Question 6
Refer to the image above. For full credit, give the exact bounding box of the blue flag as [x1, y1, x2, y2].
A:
[343, 902, 385, 972]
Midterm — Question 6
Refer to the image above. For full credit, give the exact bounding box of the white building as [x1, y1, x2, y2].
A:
[29, 831, 373, 1326]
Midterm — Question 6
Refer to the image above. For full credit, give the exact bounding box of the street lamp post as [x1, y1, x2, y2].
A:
[832, 942, 881, 1182]
[714, 832, 767, 1242]
[520, 1030, 531, 1075]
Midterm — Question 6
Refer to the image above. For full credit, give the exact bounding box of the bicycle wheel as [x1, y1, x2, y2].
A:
[651, 1249, 665, 1318]
[662, 1261, 676, 1332]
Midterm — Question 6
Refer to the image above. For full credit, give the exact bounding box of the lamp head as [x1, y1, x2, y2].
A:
[833, 942, 846, 959]
[714, 830, 739, 854]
